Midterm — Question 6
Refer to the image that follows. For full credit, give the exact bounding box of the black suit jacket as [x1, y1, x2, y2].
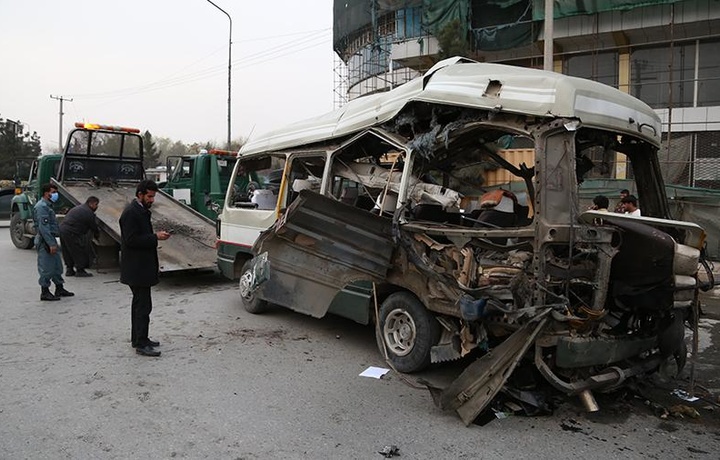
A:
[119, 200, 159, 287]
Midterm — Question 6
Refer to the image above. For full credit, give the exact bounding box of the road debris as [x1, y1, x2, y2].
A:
[360, 366, 390, 379]
[672, 389, 699, 402]
[378, 445, 400, 458]
[669, 405, 701, 419]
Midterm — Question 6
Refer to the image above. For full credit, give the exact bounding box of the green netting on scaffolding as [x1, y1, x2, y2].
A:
[531, 0, 684, 21]
[422, 0, 469, 34]
[334, 1, 424, 54]
[470, 0, 537, 51]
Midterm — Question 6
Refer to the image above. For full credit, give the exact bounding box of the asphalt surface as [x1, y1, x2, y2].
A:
[1, 220, 719, 459]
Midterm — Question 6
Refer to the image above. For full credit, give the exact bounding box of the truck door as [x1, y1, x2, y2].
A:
[166, 156, 194, 205]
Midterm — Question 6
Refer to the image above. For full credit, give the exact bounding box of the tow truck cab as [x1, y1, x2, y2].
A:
[163, 149, 237, 220]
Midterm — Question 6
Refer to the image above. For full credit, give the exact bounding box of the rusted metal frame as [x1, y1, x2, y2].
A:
[534, 344, 663, 395]
[402, 222, 535, 239]
[385, 248, 463, 318]
[530, 121, 578, 307]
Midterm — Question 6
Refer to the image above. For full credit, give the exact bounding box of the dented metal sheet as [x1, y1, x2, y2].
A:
[254, 190, 394, 318]
[436, 312, 549, 426]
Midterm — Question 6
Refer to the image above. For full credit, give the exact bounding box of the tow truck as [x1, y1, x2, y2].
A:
[162, 149, 237, 220]
[9, 122, 217, 272]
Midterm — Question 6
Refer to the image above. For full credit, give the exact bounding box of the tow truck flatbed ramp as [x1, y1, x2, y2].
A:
[53, 181, 217, 272]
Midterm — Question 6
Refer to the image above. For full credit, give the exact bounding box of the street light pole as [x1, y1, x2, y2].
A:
[206, 0, 232, 150]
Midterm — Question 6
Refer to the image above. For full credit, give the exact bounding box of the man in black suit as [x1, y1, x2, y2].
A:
[119, 180, 171, 357]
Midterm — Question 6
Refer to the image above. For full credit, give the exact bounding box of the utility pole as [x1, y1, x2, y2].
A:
[206, 0, 232, 150]
[50, 95, 72, 152]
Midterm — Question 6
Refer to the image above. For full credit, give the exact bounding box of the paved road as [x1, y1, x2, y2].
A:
[0, 222, 718, 459]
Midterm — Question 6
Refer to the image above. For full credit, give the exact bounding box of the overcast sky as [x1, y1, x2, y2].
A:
[0, 0, 335, 152]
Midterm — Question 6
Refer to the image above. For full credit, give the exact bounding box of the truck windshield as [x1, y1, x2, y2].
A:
[67, 130, 141, 158]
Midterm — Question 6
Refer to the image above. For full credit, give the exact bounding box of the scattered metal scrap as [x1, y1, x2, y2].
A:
[432, 310, 550, 425]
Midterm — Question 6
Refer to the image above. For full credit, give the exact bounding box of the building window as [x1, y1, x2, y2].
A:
[698, 40, 720, 107]
[565, 52, 618, 87]
[631, 43, 695, 109]
[395, 7, 423, 40]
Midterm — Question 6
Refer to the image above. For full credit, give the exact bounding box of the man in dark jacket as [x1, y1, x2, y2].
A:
[60, 196, 100, 277]
[119, 180, 171, 357]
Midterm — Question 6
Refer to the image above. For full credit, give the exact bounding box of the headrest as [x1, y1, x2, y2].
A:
[479, 189, 516, 209]
[292, 179, 313, 192]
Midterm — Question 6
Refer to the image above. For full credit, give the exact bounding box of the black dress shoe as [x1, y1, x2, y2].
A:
[76, 269, 93, 277]
[66, 269, 76, 276]
[132, 339, 160, 348]
[136, 346, 161, 357]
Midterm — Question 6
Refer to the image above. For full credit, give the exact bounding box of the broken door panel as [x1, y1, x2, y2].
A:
[254, 189, 394, 318]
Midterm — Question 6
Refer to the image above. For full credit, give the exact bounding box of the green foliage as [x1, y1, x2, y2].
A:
[142, 131, 161, 168]
[152, 136, 246, 167]
[437, 19, 470, 60]
[0, 118, 42, 180]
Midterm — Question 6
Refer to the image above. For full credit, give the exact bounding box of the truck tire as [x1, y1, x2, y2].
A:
[376, 291, 440, 373]
[10, 213, 34, 249]
[239, 260, 268, 314]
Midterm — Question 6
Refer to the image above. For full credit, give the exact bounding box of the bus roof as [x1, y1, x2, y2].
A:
[240, 57, 661, 156]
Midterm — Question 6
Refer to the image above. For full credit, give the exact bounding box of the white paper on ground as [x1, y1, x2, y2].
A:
[359, 366, 390, 379]
[672, 389, 700, 402]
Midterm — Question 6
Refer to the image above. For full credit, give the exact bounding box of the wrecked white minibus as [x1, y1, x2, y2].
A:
[217, 57, 709, 424]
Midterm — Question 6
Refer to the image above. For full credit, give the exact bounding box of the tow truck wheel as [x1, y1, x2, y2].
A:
[10, 213, 34, 249]
[239, 260, 268, 314]
[376, 292, 440, 373]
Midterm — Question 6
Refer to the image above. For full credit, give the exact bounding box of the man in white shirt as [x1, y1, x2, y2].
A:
[621, 195, 641, 216]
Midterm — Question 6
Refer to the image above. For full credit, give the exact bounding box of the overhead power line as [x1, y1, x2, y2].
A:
[68, 29, 332, 101]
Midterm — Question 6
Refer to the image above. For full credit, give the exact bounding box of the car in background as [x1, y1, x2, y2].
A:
[0, 187, 15, 220]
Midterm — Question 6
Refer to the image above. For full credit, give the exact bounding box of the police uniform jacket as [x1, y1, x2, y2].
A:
[33, 198, 59, 249]
[119, 200, 159, 287]
[60, 203, 98, 237]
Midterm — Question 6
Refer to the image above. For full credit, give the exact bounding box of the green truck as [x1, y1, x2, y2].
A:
[9, 154, 64, 249]
[162, 149, 237, 220]
[9, 122, 218, 272]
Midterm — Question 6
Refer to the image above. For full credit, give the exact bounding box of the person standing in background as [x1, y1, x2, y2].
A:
[614, 189, 630, 213]
[621, 195, 641, 216]
[591, 195, 610, 212]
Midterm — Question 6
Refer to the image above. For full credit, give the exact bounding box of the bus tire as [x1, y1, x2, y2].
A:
[376, 291, 440, 373]
[239, 260, 268, 314]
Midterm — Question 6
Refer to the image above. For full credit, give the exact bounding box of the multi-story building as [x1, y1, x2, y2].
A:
[333, 0, 720, 188]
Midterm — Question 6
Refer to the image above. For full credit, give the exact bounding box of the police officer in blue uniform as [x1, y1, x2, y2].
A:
[34, 183, 74, 301]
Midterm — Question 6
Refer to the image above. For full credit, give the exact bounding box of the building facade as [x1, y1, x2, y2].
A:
[333, 0, 720, 188]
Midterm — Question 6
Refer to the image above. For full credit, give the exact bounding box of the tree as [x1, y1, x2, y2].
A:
[436, 19, 470, 61]
[0, 118, 41, 180]
[229, 137, 246, 152]
[142, 130, 161, 168]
